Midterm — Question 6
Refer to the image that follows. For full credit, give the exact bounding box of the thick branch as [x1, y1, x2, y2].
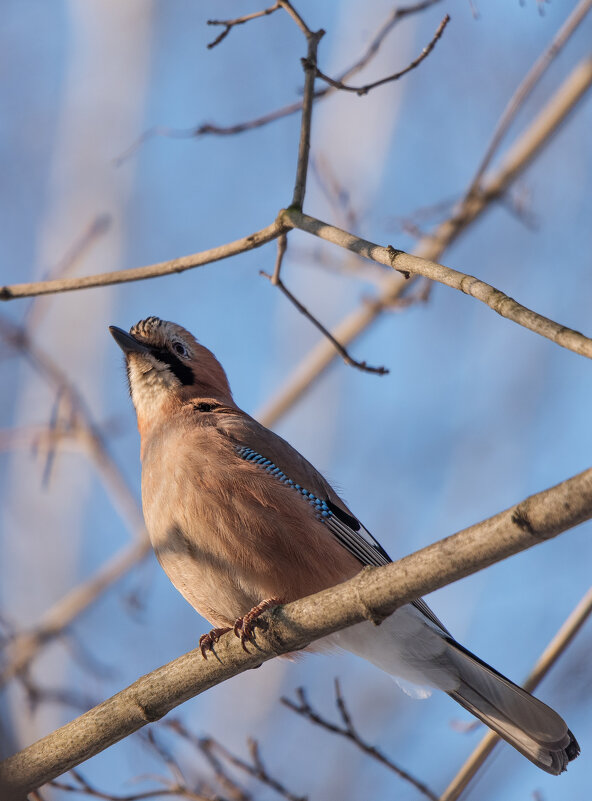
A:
[1, 464, 591, 799]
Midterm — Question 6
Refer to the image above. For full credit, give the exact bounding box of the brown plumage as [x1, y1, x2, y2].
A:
[110, 316, 579, 776]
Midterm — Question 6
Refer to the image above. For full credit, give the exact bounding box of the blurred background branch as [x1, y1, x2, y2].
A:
[1, 2, 591, 801]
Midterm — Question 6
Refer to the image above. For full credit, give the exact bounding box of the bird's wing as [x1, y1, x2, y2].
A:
[217, 409, 449, 633]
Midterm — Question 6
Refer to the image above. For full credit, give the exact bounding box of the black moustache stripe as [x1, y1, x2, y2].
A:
[150, 347, 195, 386]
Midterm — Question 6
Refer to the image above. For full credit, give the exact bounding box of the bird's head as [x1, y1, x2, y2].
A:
[110, 316, 233, 432]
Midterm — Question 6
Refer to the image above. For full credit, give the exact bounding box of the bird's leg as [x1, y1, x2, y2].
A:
[233, 597, 282, 652]
[199, 626, 232, 658]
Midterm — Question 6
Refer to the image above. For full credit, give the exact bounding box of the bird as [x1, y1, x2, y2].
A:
[110, 315, 579, 776]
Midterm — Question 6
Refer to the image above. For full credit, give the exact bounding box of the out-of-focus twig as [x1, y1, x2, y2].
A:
[465, 0, 592, 197]
[0, 538, 151, 688]
[0, 315, 143, 536]
[24, 214, 111, 332]
[50, 768, 211, 801]
[440, 585, 592, 801]
[0, 314, 152, 686]
[282, 682, 438, 801]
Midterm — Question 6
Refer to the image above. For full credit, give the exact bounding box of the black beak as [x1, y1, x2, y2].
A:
[109, 326, 150, 355]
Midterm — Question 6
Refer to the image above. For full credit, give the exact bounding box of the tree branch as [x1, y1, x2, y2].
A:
[312, 14, 449, 96]
[280, 0, 324, 209]
[465, 0, 592, 197]
[115, 1, 443, 162]
[282, 682, 438, 800]
[0, 539, 151, 688]
[0, 220, 287, 301]
[256, 55, 592, 426]
[1, 464, 591, 799]
[207, 3, 281, 50]
[261, 236, 388, 374]
[281, 207, 592, 361]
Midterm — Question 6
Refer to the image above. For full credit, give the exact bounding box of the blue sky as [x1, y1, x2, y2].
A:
[1, 2, 591, 799]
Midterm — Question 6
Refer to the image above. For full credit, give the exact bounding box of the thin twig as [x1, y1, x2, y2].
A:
[440, 585, 592, 801]
[49, 768, 210, 801]
[0, 538, 151, 688]
[279, 0, 324, 208]
[207, 3, 281, 49]
[261, 253, 388, 375]
[200, 735, 306, 801]
[24, 214, 111, 332]
[115, 1, 442, 163]
[281, 206, 592, 362]
[256, 56, 592, 426]
[0, 219, 286, 301]
[313, 14, 449, 96]
[278, 0, 315, 38]
[165, 720, 250, 801]
[465, 0, 592, 197]
[281, 684, 439, 801]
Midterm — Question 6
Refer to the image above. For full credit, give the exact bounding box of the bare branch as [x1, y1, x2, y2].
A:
[115, 1, 443, 162]
[24, 214, 111, 332]
[50, 768, 210, 801]
[6, 46, 591, 346]
[261, 236, 388, 374]
[0, 538, 151, 688]
[465, 0, 592, 197]
[313, 14, 449, 96]
[282, 683, 438, 800]
[2, 463, 592, 798]
[279, 0, 325, 208]
[0, 311, 151, 686]
[282, 206, 592, 361]
[194, 733, 306, 801]
[257, 55, 592, 426]
[207, 3, 281, 50]
[0, 219, 286, 301]
[440, 584, 592, 801]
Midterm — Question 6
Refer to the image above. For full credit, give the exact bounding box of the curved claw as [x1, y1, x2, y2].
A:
[233, 598, 282, 652]
[199, 626, 232, 658]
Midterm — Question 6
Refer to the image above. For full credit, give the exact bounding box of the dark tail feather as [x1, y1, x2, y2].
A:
[445, 639, 579, 774]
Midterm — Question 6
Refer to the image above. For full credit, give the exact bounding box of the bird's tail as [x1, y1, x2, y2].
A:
[328, 609, 579, 775]
[444, 638, 579, 775]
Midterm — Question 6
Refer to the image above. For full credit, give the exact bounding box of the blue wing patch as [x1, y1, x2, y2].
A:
[235, 445, 391, 567]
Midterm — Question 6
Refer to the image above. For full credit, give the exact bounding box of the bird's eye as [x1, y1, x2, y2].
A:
[172, 341, 188, 358]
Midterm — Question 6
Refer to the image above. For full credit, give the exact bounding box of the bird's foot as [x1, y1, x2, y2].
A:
[199, 626, 232, 659]
[233, 597, 282, 652]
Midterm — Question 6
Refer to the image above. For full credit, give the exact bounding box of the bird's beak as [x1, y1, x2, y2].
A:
[109, 325, 150, 355]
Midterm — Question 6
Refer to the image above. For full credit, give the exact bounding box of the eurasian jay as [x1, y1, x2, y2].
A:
[110, 316, 579, 775]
